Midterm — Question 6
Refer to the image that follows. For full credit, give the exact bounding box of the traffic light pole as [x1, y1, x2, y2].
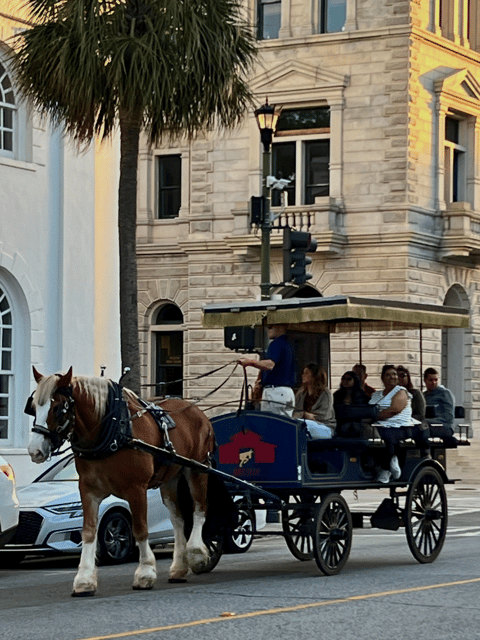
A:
[260, 145, 272, 300]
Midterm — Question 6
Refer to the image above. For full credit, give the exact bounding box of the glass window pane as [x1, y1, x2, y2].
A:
[154, 304, 183, 324]
[155, 331, 183, 397]
[445, 117, 459, 143]
[3, 108, 13, 129]
[0, 296, 7, 314]
[258, 0, 281, 40]
[272, 142, 296, 206]
[321, 0, 346, 33]
[3, 130, 13, 152]
[2, 351, 11, 370]
[276, 108, 330, 133]
[0, 419, 8, 439]
[157, 156, 181, 219]
[2, 328, 11, 348]
[305, 140, 330, 203]
[0, 375, 9, 395]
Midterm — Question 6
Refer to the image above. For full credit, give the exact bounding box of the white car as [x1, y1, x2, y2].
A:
[0, 454, 19, 548]
[0, 454, 263, 565]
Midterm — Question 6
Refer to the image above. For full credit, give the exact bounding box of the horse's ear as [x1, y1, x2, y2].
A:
[57, 367, 73, 388]
[32, 366, 43, 383]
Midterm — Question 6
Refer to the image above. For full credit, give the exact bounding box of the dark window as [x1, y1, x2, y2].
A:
[258, 0, 281, 40]
[157, 155, 181, 219]
[272, 142, 296, 206]
[0, 62, 15, 154]
[153, 304, 183, 397]
[305, 140, 330, 203]
[319, 0, 346, 33]
[276, 107, 330, 134]
[272, 139, 330, 206]
[0, 287, 12, 439]
[445, 116, 459, 143]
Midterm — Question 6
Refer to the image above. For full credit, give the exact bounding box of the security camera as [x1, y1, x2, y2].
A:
[266, 176, 291, 190]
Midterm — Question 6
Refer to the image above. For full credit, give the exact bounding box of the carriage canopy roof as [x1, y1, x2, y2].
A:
[202, 295, 470, 333]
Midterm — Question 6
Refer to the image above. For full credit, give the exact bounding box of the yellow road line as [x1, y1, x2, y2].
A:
[77, 577, 480, 640]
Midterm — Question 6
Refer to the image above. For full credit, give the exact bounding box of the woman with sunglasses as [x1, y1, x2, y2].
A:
[333, 371, 370, 406]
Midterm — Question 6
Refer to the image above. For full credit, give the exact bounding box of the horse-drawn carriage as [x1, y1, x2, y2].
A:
[202, 295, 472, 575]
[25, 295, 471, 594]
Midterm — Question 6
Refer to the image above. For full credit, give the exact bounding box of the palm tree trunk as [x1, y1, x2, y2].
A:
[118, 108, 142, 394]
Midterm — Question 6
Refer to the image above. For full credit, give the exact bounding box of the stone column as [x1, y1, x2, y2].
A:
[429, 0, 442, 35]
[459, 0, 470, 47]
[344, 0, 357, 32]
[279, 0, 292, 38]
[329, 99, 344, 200]
[435, 103, 448, 212]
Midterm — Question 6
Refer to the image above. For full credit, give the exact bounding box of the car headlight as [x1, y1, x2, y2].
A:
[44, 502, 83, 518]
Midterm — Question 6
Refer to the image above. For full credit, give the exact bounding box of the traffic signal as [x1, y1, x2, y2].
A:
[250, 195, 266, 225]
[282, 228, 318, 285]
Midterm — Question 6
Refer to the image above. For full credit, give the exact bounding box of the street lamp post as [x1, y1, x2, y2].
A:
[254, 99, 282, 300]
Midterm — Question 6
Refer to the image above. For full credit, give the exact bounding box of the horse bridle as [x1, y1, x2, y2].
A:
[25, 385, 76, 453]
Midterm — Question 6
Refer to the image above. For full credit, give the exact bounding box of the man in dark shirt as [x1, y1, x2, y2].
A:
[353, 363, 376, 399]
[239, 324, 295, 416]
[423, 367, 455, 437]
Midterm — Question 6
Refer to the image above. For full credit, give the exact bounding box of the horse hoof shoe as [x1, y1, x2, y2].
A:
[168, 578, 187, 583]
[71, 590, 96, 597]
[133, 585, 154, 590]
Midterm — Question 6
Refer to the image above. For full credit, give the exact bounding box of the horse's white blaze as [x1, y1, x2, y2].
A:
[33, 401, 50, 428]
[163, 496, 188, 579]
[133, 540, 157, 589]
[27, 431, 51, 463]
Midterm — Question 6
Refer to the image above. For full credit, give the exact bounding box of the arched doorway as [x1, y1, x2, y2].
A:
[442, 285, 469, 406]
[151, 303, 184, 397]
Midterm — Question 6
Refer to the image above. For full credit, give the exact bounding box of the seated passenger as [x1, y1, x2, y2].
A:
[423, 367, 456, 444]
[397, 365, 430, 456]
[293, 363, 336, 440]
[333, 371, 370, 406]
[352, 363, 376, 399]
[369, 364, 415, 483]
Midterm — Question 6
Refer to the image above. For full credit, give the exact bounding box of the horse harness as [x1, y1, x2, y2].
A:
[26, 381, 177, 460]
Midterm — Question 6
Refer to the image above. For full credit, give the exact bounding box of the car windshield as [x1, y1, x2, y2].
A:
[38, 459, 79, 482]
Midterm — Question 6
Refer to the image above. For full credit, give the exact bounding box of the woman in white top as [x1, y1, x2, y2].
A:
[369, 364, 413, 483]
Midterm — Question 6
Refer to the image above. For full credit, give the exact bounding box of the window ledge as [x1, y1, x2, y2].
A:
[0, 156, 36, 172]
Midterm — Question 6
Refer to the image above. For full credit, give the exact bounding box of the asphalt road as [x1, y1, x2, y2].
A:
[1, 486, 479, 640]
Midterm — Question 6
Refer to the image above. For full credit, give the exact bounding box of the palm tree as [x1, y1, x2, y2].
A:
[10, 0, 256, 393]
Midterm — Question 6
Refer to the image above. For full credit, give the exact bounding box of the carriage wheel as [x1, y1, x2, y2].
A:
[224, 506, 256, 554]
[313, 494, 352, 575]
[404, 467, 447, 563]
[281, 494, 318, 561]
[190, 534, 223, 574]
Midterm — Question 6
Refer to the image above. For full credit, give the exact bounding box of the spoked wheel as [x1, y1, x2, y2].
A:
[281, 494, 318, 561]
[313, 494, 352, 575]
[404, 467, 447, 563]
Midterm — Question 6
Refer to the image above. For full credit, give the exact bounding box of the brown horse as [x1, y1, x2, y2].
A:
[27, 367, 215, 596]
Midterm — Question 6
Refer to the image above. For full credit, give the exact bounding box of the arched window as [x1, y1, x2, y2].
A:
[0, 61, 15, 157]
[442, 285, 469, 408]
[151, 303, 184, 397]
[0, 286, 13, 439]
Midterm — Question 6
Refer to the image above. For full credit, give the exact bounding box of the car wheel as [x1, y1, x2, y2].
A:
[96, 510, 134, 565]
[224, 506, 256, 554]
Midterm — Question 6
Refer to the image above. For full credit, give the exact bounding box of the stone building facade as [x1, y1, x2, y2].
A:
[137, 0, 480, 432]
[0, 6, 121, 484]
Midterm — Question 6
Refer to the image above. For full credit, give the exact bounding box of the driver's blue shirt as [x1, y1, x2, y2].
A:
[261, 334, 295, 388]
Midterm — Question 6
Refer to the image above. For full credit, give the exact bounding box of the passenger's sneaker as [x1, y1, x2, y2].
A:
[376, 469, 391, 483]
[390, 456, 401, 480]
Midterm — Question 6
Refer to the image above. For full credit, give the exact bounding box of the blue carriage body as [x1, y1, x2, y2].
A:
[210, 410, 429, 490]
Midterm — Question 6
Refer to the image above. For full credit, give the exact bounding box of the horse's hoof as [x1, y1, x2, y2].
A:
[71, 590, 96, 597]
[168, 578, 187, 583]
[133, 584, 154, 591]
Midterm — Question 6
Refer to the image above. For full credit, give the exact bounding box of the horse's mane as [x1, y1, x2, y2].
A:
[33, 374, 140, 421]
